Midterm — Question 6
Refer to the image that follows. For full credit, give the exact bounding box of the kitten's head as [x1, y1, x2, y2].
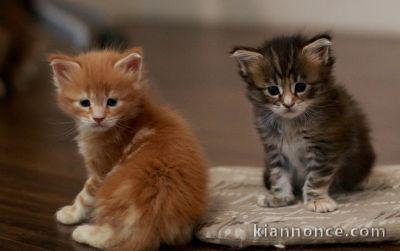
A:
[49, 48, 145, 132]
[231, 33, 334, 119]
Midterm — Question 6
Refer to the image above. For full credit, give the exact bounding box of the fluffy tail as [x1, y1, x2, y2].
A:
[111, 220, 160, 251]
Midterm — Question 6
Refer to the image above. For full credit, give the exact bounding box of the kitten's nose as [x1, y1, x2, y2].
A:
[283, 102, 294, 109]
[93, 117, 105, 124]
[282, 95, 294, 109]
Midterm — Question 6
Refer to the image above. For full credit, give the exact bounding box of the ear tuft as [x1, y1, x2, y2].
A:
[49, 55, 80, 87]
[302, 37, 333, 64]
[231, 48, 263, 75]
[114, 49, 143, 78]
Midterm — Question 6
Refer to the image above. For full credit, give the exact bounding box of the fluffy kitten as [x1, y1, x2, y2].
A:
[50, 48, 208, 250]
[231, 34, 375, 213]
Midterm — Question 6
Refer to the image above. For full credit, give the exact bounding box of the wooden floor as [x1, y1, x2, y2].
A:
[0, 23, 400, 250]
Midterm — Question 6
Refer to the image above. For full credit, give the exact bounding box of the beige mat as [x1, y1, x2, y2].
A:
[196, 165, 400, 248]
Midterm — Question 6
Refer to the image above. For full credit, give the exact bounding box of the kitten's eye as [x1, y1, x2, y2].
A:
[294, 82, 307, 93]
[79, 99, 90, 107]
[107, 98, 118, 107]
[267, 86, 280, 96]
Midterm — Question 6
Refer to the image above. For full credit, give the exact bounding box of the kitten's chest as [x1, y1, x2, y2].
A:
[77, 138, 123, 176]
[78, 141, 102, 158]
[278, 127, 307, 170]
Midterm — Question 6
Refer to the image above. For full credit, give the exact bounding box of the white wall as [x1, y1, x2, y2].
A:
[63, 0, 400, 37]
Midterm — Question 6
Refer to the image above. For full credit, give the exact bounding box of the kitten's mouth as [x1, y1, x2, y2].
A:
[279, 107, 303, 119]
[284, 107, 297, 115]
[90, 123, 110, 131]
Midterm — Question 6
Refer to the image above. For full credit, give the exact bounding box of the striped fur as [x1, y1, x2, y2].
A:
[56, 176, 100, 224]
[232, 34, 375, 213]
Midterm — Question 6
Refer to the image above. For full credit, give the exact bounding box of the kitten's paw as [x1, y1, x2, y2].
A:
[56, 205, 85, 225]
[72, 224, 114, 249]
[257, 193, 295, 208]
[305, 197, 338, 213]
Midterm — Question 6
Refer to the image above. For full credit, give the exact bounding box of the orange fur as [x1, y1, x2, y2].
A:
[50, 49, 208, 250]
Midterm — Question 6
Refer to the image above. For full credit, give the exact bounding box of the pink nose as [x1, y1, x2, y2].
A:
[93, 117, 105, 124]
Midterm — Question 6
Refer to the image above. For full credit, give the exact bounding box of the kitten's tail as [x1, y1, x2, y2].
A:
[108, 191, 193, 251]
[110, 211, 161, 251]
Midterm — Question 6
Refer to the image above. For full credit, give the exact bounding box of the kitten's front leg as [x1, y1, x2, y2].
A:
[56, 176, 101, 224]
[303, 153, 338, 213]
[258, 149, 295, 207]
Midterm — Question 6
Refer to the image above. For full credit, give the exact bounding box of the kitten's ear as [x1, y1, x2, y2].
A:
[231, 48, 264, 75]
[114, 48, 143, 79]
[302, 35, 333, 65]
[49, 55, 80, 87]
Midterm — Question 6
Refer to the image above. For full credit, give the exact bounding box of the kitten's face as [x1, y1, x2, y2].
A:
[232, 35, 334, 119]
[259, 74, 312, 119]
[50, 49, 144, 132]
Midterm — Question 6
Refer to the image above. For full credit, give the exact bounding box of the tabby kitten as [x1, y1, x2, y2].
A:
[231, 34, 375, 213]
[50, 48, 207, 250]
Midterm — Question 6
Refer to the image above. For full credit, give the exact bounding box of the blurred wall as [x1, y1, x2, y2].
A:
[63, 0, 400, 37]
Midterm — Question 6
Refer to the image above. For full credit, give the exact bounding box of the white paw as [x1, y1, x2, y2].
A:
[257, 192, 295, 208]
[72, 224, 108, 249]
[72, 225, 92, 244]
[55, 205, 84, 225]
[257, 194, 269, 206]
[72, 224, 114, 249]
[305, 197, 338, 213]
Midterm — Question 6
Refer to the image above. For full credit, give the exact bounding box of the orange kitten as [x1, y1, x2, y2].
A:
[50, 48, 208, 250]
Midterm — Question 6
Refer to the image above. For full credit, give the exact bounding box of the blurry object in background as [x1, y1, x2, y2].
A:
[36, 0, 90, 50]
[36, 0, 129, 50]
[0, 0, 38, 99]
[96, 27, 129, 49]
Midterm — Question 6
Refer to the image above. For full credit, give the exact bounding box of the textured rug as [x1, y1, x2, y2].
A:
[196, 165, 400, 248]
